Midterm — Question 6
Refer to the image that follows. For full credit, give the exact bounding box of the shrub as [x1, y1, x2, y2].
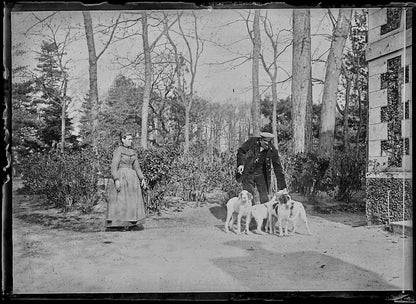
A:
[137, 144, 180, 189]
[332, 149, 366, 202]
[20, 148, 100, 213]
[283, 148, 366, 203]
[136, 145, 180, 213]
[205, 151, 242, 198]
[162, 149, 242, 201]
[287, 151, 333, 196]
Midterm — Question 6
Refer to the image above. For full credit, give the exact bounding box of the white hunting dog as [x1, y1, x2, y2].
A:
[276, 192, 312, 237]
[250, 195, 280, 234]
[264, 189, 288, 234]
[224, 190, 253, 234]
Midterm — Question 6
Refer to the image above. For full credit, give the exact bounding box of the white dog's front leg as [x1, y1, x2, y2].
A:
[269, 215, 275, 234]
[266, 215, 271, 234]
[289, 215, 298, 235]
[278, 219, 283, 237]
[229, 214, 236, 232]
[289, 217, 297, 235]
[245, 214, 252, 234]
[236, 214, 242, 234]
[256, 218, 265, 234]
[225, 210, 232, 233]
[284, 220, 289, 236]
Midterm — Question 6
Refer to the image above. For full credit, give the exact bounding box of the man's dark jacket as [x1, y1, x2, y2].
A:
[236, 137, 287, 192]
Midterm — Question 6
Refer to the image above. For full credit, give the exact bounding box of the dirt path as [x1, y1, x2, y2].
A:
[12, 194, 412, 293]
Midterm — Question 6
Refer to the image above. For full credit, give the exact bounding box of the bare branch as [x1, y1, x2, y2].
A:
[336, 100, 344, 115]
[243, 11, 254, 44]
[274, 41, 292, 61]
[96, 13, 121, 60]
[312, 77, 324, 84]
[327, 9, 337, 29]
[277, 66, 291, 79]
[25, 12, 58, 35]
[149, 14, 178, 51]
[260, 53, 273, 79]
[205, 55, 250, 66]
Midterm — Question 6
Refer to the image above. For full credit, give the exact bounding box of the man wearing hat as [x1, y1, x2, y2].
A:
[236, 132, 287, 204]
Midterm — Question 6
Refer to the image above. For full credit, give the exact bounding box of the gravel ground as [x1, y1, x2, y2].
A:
[12, 191, 413, 294]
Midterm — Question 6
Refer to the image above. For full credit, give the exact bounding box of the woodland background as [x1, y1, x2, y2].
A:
[11, 8, 369, 214]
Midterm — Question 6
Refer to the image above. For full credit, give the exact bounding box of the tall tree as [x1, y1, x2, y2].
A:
[98, 74, 143, 146]
[12, 80, 43, 157]
[140, 12, 152, 149]
[345, 10, 368, 156]
[260, 13, 292, 145]
[82, 11, 120, 149]
[340, 65, 353, 151]
[140, 12, 177, 149]
[250, 10, 261, 136]
[34, 40, 73, 150]
[319, 8, 353, 158]
[25, 13, 79, 153]
[291, 9, 313, 155]
[164, 11, 204, 154]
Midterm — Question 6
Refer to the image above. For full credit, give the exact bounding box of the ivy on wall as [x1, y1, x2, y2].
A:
[379, 8, 412, 35]
[380, 106, 388, 122]
[380, 55, 403, 167]
[404, 100, 410, 119]
[380, 8, 402, 35]
[366, 177, 413, 225]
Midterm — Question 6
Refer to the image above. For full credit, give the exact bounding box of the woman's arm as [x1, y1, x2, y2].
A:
[132, 156, 145, 180]
[111, 147, 122, 181]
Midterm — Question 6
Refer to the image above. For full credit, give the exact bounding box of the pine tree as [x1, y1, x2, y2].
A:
[33, 40, 74, 148]
[12, 80, 43, 155]
[97, 74, 143, 147]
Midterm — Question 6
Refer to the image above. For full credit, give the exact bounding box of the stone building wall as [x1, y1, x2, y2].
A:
[366, 7, 412, 225]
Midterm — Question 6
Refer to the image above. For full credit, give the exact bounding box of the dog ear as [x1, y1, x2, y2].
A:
[238, 191, 243, 201]
[248, 192, 253, 201]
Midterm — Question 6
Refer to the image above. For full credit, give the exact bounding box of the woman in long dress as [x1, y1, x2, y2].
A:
[106, 132, 147, 231]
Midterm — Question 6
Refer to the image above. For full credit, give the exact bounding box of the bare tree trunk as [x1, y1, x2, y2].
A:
[83, 12, 120, 150]
[291, 9, 312, 155]
[251, 10, 261, 137]
[271, 80, 278, 145]
[319, 8, 352, 158]
[306, 62, 313, 152]
[355, 74, 363, 156]
[343, 74, 352, 152]
[209, 119, 214, 163]
[185, 101, 191, 154]
[60, 78, 68, 153]
[164, 12, 203, 155]
[141, 12, 152, 149]
[82, 11, 99, 149]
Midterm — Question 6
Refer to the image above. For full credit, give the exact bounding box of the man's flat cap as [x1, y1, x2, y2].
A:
[259, 132, 274, 141]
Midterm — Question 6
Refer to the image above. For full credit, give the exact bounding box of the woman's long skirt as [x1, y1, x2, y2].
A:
[106, 168, 146, 227]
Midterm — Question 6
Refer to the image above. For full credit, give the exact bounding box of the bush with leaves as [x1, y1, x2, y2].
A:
[136, 145, 180, 213]
[287, 151, 333, 196]
[331, 149, 366, 202]
[208, 151, 242, 197]
[20, 148, 100, 213]
[165, 149, 242, 201]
